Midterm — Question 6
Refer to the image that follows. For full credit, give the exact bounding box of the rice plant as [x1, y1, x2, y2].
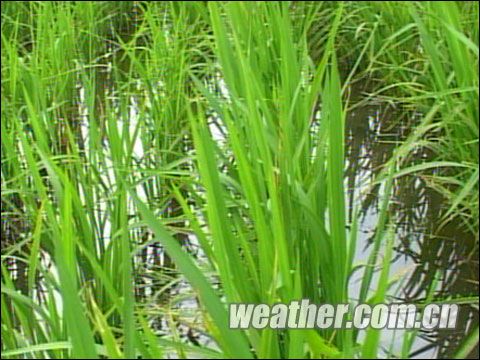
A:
[1, 1, 478, 359]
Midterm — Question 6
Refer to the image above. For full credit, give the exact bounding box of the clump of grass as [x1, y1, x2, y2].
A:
[135, 2, 398, 358]
[330, 1, 479, 235]
[1, 2, 208, 358]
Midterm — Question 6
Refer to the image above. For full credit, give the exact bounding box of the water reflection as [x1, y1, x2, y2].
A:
[345, 87, 479, 358]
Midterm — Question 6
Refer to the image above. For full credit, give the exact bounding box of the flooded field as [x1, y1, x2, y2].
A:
[2, 2, 478, 359]
[345, 98, 479, 358]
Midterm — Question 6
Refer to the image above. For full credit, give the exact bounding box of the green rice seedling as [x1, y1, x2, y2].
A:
[409, 2, 479, 234]
[1, 1, 221, 358]
[2, 2, 478, 359]
[333, 1, 479, 236]
[134, 2, 402, 358]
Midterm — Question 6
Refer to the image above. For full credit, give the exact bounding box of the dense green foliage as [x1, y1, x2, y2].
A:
[1, 1, 478, 359]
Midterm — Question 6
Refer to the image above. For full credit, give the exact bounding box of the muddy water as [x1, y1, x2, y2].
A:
[345, 98, 479, 358]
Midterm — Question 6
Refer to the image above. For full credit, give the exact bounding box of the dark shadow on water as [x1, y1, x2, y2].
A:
[345, 86, 479, 359]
